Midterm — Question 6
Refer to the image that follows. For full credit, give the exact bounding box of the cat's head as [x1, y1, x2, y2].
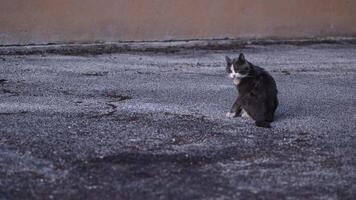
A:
[225, 53, 251, 79]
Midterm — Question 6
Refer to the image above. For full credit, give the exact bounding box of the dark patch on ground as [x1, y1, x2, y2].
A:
[0, 88, 19, 96]
[102, 93, 132, 101]
[0, 109, 355, 200]
[81, 71, 108, 76]
[137, 71, 157, 75]
[89, 103, 117, 118]
[1, 38, 356, 56]
[0, 111, 28, 115]
[281, 69, 291, 75]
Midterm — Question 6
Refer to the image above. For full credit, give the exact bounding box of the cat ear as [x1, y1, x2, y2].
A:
[238, 53, 246, 63]
[225, 56, 232, 64]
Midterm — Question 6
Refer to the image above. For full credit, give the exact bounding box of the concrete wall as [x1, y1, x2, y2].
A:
[1, 0, 356, 45]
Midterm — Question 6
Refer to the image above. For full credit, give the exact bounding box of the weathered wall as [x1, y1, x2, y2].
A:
[1, 0, 356, 45]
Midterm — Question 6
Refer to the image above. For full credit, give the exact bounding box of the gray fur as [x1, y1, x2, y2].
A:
[226, 53, 278, 128]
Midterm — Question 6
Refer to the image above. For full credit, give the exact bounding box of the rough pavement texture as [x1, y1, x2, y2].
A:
[0, 44, 355, 200]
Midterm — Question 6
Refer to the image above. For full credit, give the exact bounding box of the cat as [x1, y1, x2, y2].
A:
[225, 53, 278, 128]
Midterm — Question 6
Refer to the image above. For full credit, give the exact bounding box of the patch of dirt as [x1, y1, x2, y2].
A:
[0, 89, 19, 96]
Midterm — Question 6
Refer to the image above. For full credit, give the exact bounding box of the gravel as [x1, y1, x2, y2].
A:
[0, 43, 355, 200]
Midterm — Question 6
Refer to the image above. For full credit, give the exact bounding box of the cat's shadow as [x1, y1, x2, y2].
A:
[274, 111, 288, 122]
[273, 103, 308, 122]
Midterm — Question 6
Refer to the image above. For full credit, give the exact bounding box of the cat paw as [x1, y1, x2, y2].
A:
[226, 112, 237, 118]
[241, 109, 251, 118]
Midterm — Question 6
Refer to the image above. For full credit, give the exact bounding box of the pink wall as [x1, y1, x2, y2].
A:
[1, 0, 355, 45]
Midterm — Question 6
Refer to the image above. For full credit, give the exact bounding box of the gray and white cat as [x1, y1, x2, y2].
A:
[225, 53, 278, 128]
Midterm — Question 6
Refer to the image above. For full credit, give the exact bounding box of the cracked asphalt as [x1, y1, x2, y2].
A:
[0, 44, 356, 200]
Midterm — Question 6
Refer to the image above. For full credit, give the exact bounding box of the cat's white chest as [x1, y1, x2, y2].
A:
[233, 78, 241, 85]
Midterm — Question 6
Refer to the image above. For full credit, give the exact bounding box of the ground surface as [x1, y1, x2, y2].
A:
[0, 44, 355, 200]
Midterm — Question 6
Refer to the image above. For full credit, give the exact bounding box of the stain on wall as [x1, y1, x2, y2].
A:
[0, 0, 355, 45]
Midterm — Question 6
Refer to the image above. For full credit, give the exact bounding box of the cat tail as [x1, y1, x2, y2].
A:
[255, 121, 271, 128]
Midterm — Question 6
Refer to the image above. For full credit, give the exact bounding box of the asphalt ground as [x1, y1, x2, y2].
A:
[0, 44, 355, 199]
